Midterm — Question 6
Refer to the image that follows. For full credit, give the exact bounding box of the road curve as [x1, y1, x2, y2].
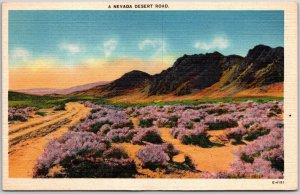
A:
[8, 102, 91, 178]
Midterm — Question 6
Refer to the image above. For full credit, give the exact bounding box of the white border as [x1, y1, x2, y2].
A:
[2, 2, 298, 190]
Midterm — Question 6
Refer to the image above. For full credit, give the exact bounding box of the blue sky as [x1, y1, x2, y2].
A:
[9, 10, 283, 67]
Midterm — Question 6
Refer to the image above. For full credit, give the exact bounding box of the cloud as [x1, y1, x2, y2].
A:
[60, 43, 82, 54]
[194, 36, 229, 51]
[103, 39, 118, 57]
[10, 48, 30, 63]
[139, 39, 166, 58]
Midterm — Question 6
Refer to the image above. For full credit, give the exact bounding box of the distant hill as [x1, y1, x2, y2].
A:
[15, 81, 109, 96]
[74, 44, 283, 101]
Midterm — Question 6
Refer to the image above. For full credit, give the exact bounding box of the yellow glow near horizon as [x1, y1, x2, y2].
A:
[9, 57, 175, 90]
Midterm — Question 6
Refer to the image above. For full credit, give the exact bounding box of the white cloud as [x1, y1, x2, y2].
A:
[194, 36, 229, 51]
[139, 39, 166, 58]
[103, 39, 118, 57]
[60, 43, 82, 54]
[10, 48, 31, 63]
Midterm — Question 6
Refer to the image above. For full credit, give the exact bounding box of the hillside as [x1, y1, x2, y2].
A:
[73, 70, 151, 97]
[73, 44, 283, 102]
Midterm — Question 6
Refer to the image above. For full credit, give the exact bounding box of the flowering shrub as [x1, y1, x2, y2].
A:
[226, 127, 247, 144]
[137, 144, 168, 169]
[201, 158, 283, 179]
[205, 115, 238, 130]
[97, 124, 111, 136]
[139, 118, 156, 128]
[243, 124, 270, 141]
[72, 104, 133, 133]
[131, 128, 163, 145]
[102, 146, 129, 159]
[220, 127, 283, 178]
[171, 122, 212, 147]
[228, 158, 283, 178]
[158, 115, 179, 128]
[8, 107, 36, 122]
[58, 155, 137, 178]
[90, 120, 113, 133]
[161, 143, 180, 159]
[205, 108, 230, 115]
[33, 131, 137, 178]
[105, 127, 137, 143]
[36, 101, 283, 178]
[34, 131, 109, 177]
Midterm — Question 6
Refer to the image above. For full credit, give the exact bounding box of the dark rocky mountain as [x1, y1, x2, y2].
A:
[233, 45, 284, 88]
[148, 52, 244, 96]
[73, 44, 284, 98]
[80, 70, 151, 97]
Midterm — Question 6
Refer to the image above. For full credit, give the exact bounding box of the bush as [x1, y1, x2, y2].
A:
[8, 107, 35, 122]
[244, 125, 270, 141]
[181, 133, 212, 148]
[53, 104, 65, 111]
[205, 119, 238, 130]
[166, 115, 179, 128]
[173, 123, 212, 148]
[36, 111, 47, 116]
[136, 144, 168, 169]
[111, 121, 134, 129]
[105, 128, 137, 143]
[102, 147, 129, 159]
[90, 121, 113, 133]
[34, 131, 110, 177]
[131, 128, 163, 145]
[97, 124, 111, 136]
[206, 108, 229, 115]
[58, 156, 137, 178]
[171, 156, 195, 170]
[226, 127, 246, 144]
[34, 131, 137, 178]
[10, 114, 28, 122]
[139, 118, 156, 128]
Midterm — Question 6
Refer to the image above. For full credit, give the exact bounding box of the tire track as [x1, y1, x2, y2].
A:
[8, 102, 91, 178]
[9, 106, 77, 134]
[9, 118, 72, 151]
[9, 110, 71, 135]
[9, 107, 80, 140]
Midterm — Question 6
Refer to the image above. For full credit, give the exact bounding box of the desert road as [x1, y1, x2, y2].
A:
[8, 102, 90, 178]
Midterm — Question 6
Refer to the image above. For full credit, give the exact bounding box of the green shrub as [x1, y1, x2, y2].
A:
[206, 120, 238, 130]
[53, 104, 66, 111]
[181, 134, 212, 148]
[90, 121, 113, 133]
[244, 128, 270, 141]
[139, 118, 156, 128]
[35, 111, 47, 116]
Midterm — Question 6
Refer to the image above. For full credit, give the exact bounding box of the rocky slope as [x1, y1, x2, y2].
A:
[73, 44, 284, 98]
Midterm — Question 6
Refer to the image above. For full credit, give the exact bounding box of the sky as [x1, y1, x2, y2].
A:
[9, 10, 284, 90]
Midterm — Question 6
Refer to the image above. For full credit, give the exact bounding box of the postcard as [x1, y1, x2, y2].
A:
[2, 1, 298, 190]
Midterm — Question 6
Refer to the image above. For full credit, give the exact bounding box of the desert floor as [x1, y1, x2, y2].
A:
[8, 102, 241, 178]
[8, 102, 91, 178]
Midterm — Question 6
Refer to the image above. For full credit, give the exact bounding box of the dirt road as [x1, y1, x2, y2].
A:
[8, 102, 90, 178]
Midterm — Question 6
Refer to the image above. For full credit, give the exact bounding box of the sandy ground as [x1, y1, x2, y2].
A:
[159, 127, 239, 173]
[116, 117, 241, 178]
[8, 102, 91, 178]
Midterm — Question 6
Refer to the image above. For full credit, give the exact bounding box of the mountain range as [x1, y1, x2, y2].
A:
[12, 44, 283, 103]
[15, 81, 109, 96]
[71, 44, 283, 102]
